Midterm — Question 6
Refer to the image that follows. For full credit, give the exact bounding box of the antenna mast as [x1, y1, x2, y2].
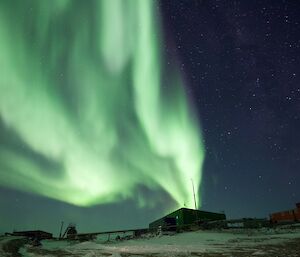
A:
[191, 179, 197, 210]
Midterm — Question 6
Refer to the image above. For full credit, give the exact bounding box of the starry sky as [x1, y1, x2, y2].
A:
[161, 0, 300, 216]
[0, 0, 299, 235]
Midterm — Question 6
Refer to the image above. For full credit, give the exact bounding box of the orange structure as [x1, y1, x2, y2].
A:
[270, 203, 300, 223]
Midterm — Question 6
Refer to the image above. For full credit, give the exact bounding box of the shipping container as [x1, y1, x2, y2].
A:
[270, 203, 300, 223]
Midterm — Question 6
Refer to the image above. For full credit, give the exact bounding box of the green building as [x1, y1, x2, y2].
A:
[149, 208, 226, 230]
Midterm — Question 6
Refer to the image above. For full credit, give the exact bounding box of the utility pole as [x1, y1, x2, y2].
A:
[191, 179, 197, 210]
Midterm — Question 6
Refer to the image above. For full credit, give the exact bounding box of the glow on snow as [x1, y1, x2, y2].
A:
[0, 0, 205, 209]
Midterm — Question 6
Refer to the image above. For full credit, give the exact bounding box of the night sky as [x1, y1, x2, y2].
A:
[161, 0, 300, 216]
[0, 0, 299, 236]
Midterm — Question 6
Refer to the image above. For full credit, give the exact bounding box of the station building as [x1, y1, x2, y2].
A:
[149, 207, 226, 230]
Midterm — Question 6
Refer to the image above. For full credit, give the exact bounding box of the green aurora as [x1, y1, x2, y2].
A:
[0, 0, 205, 209]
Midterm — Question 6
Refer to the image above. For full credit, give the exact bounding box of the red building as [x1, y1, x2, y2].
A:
[270, 203, 300, 223]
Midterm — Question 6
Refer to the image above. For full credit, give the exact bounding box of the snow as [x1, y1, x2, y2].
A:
[18, 247, 33, 257]
[3, 228, 299, 256]
[40, 239, 74, 250]
[63, 228, 300, 256]
[0, 236, 23, 257]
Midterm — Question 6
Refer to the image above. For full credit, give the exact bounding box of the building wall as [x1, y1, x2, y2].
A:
[164, 208, 184, 226]
[191, 209, 226, 223]
[149, 208, 226, 230]
[149, 209, 183, 229]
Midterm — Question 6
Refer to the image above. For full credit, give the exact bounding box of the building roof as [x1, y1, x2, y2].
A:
[167, 207, 224, 216]
[150, 207, 225, 225]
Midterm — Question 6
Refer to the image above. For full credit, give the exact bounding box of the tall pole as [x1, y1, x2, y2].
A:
[59, 221, 64, 239]
[191, 179, 197, 210]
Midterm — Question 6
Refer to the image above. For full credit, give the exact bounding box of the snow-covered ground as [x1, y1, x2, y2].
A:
[0, 236, 11, 256]
[1, 228, 300, 257]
